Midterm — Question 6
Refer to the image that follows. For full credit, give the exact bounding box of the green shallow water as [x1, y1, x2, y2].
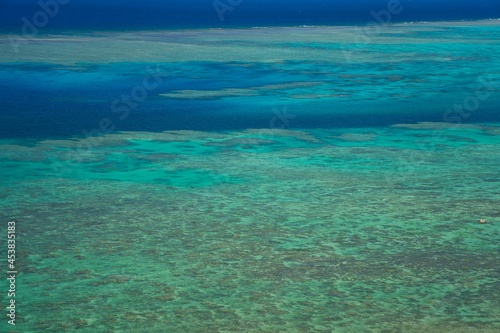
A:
[1, 124, 499, 332]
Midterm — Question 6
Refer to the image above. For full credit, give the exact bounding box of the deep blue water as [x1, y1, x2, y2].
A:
[1, 0, 499, 32]
[1, 59, 499, 139]
[1, 1, 499, 139]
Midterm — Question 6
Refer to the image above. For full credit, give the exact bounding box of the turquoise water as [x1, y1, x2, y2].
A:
[1, 22, 500, 332]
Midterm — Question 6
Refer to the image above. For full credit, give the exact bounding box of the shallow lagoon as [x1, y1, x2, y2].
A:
[0, 21, 499, 332]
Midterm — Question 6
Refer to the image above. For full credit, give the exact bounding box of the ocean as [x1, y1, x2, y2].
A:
[1, 0, 500, 32]
[0, 1, 499, 332]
